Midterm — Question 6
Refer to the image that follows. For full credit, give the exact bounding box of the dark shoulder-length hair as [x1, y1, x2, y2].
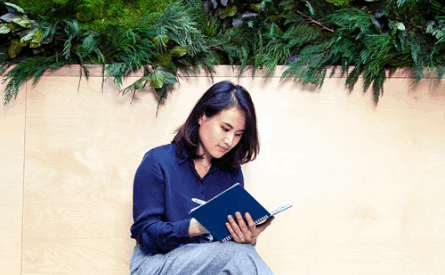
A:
[172, 80, 259, 170]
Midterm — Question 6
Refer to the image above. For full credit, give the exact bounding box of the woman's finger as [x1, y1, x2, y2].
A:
[227, 215, 245, 242]
[245, 212, 257, 233]
[235, 212, 250, 235]
[236, 212, 255, 243]
[226, 222, 240, 241]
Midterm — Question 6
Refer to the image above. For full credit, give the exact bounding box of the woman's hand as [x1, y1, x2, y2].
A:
[189, 218, 209, 237]
[226, 212, 274, 246]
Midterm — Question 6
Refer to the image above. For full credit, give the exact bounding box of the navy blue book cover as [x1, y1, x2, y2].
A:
[189, 183, 271, 242]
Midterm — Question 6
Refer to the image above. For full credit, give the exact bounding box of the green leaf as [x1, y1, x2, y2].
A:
[153, 35, 169, 46]
[160, 71, 177, 85]
[395, 22, 405, 31]
[157, 66, 177, 85]
[170, 46, 187, 58]
[219, 6, 238, 19]
[32, 29, 45, 44]
[4, 2, 25, 13]
[250, 3, 261, 12]
[8, 39, 22, 59]
[305, 1, 315, 16]
[426, 23, 434, 34]
[0, 13, 21, 23]
[151, 70, 164, 89]
[0, 23, 10, 34]
[12, 17, 32, 28]
[157, 53, 172, 66]
[391, 28, 397, 36]
[7, 21, 20, 31]
[20, 29, 36, 45]
[29, 42, 41, 48]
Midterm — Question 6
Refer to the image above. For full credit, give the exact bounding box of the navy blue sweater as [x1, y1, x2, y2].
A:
[130, 143, 244, 255]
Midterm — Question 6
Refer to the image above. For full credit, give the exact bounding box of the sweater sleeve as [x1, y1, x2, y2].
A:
[130, 152, 193, 254]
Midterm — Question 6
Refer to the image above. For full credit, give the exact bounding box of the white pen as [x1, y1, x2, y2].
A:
[191, 198, 206, 205]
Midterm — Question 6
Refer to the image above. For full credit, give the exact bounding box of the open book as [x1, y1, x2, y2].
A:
[189, 183, 292, 242]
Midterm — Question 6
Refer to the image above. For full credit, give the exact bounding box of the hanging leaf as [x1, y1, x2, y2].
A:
[305, 1, 315, 16]
[7, 21, 19, 31]
[219, 6, 238, 19]
[232, 18, 242, 27]
[426, 23, 434, 34]
[4, 2, 25, 13]
[151, 70, 164, 89]
[0, 23, 10, 34]
[211, 0, 218, 9]
[395, 22, 405, 31]
[20, 29, 37, 46]
[32, 29, 45, 44]
[0, 13, 22, 23]
[390, 27, 397, 36]
[170, 46, 187, 58]
[160, 71, 177, 85]
[157, 53, 172, 66]
[152, 35, 169, 47]
[251, 3, 261, 12]
[12, 17, 32, 28]
[8, 38, 22, 58]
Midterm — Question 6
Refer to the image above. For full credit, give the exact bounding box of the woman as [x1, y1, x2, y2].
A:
[130, 81, 275, 274]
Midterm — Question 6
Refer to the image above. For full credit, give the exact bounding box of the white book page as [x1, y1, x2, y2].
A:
[269, 201, 293, 216]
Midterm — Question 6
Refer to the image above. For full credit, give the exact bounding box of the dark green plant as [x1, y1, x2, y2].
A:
[0, 2, 52, 59]
[2, 0, 445, 108]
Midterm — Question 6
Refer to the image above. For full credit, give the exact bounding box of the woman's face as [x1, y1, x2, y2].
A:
[198, 106, 246, 161]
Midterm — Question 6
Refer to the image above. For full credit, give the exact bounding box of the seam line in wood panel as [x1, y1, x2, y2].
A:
[20, 80, 27, 275]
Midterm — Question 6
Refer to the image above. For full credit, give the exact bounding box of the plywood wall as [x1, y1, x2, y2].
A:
[1, 66, 444, 275]
[0, 77, 26, 275]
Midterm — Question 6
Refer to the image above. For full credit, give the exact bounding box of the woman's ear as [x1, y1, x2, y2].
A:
[198, 114, 207, 125]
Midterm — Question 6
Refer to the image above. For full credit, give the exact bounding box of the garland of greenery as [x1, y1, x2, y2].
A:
[1, 0, 445, 108]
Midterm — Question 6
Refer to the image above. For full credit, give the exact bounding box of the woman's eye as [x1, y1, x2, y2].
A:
[222, 126, 229, 132]
[235, 133, 242, 137]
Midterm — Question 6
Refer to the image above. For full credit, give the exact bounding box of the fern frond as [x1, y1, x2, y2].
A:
[155, 1, 208, 57]
[329, 8, 373, 39]
[3, 56, 66, 104]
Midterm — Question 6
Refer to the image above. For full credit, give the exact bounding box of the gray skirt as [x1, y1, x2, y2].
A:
[130, 242, 274, 275]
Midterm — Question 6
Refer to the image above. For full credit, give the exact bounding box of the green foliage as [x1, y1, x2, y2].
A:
[325, 0, 352, 7]
[75, 0, 105, 22]
[2, 55, 66, 104]
[2, 0, 71, 16]
[2, 0, 176, 28]
[0, 2, 56, 60]
[3, 0, 445, 108]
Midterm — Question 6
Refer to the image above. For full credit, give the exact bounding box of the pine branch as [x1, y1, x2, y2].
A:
[3, 56, 66, 104]
[296, 10, 334, 33]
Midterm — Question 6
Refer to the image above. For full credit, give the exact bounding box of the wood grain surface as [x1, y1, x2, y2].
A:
[0, 80, 26, 275]
[1, 66, 444, 274]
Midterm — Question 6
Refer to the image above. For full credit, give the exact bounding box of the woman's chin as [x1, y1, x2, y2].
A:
[211, 152, 226, 159]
